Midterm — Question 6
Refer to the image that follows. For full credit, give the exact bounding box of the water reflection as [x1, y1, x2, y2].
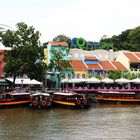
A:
[0, 105, 140, 140]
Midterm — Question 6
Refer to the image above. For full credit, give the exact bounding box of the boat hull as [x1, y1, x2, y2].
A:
[94, 97, 140, 104]
[0, 100, 31, 107]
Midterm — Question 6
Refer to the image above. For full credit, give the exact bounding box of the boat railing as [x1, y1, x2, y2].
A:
[67, 86, 140, 92]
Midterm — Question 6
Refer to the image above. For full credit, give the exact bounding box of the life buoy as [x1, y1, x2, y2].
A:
[83, 99, 87, 105]
[42, 101, 47, 106]
[77, 100, 81, 105]
[33, 100, 38, 106]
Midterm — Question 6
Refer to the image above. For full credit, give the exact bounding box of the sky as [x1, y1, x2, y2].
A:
[0, 0, 140, 43]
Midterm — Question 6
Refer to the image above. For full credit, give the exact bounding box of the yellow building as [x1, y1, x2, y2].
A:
[116, 51, 140, 73]
[71, 60, 88, 78]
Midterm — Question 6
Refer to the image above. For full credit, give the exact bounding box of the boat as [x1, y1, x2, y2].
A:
[52, 91, 90, 108]
[66, 77, 140, 104]
[94, 90, 140, 103]
[30, 92, 52, 108]
[0, 90, 31, 107]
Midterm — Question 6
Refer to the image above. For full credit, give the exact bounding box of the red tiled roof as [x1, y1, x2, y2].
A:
[71, 60, 87, 70]
[112, 61, 127, 71]
[84, 56, 97, 60]
[100, 61, 116, 71]
[0, 50, 4, 61]
[51, 41, 68, 47]
[87, 64, 102, 70]
[124, 52, 140, 62]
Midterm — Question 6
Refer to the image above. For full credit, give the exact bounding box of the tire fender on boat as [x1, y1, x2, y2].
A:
[33, 100, 38, 106]
[42, 101, 47, 106]
[77, 100, 81, 105]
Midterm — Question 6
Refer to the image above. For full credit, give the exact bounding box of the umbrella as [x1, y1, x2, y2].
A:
[131, 78, 140, 84]
[61, 78, 69, 83]
[68, 78, 86, 83]
[101, 78, 114, 84]
[85, 77, 101, 83]
[115, 78, 130, 84]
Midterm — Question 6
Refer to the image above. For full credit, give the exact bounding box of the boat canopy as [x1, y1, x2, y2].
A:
[101, 78, 114, 84]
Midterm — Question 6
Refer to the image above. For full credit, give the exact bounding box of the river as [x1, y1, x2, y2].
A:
[0, 104, 140, 140]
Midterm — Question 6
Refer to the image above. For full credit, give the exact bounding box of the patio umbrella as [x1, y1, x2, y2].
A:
[68, 78, 86, 83]
[101, 77, 114, 84]
[61, 78, 69, 83]
[131, 78, 140, 84]
[115, 78, 130, 84]
[85, 77, 101, 83]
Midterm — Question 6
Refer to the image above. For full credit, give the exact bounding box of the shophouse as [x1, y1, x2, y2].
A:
[116, 52, 140, 73]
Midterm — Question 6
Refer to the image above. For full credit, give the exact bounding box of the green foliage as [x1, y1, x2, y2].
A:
[107, 71, 140, 80]
[48, 49, 71, 72]
[107, 71, 122, 80]
[53, 34, 71, 46]
[100, 26, 140, 51]
[95, 74, 102, 80]
[0, 22, 47, 83]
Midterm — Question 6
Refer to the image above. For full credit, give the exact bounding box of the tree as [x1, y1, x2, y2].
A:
[48, 49, 71, 72]
[0, 22, 47, 86]
[47, 49, 71, 89]
[129, 26, 140, 51]
[107, 71, 122, 80]
[53, 34, 71, 46]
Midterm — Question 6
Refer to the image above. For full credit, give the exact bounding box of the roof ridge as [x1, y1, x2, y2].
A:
[132, 52, 140, 60]
[98, 62, 103, 70]
[108, 61, 117, 70]
[82, 60, 89, 69]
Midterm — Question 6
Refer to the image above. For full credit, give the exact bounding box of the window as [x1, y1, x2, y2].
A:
[76, 74, 80, 78]
[82, 74, 86, 78]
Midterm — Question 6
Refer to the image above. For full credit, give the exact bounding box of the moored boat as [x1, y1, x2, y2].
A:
[66, 77, 140, 104]
[30, 92, 52, 108]
[94, 90, 140, 103]
[0, 90, 31, 107]
[52, 91, 90, 108]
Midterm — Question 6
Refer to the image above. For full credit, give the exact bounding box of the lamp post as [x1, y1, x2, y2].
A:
[21, 79, 23, 88]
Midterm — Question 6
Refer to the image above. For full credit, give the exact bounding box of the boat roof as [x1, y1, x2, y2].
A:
[53, 92, 79, 96]
[32, 92, 50, 96]
[97, 91, 135, 94]
[7, 92, 31, 95]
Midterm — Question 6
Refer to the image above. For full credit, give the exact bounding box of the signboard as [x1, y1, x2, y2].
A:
[71, 37, 113, 49]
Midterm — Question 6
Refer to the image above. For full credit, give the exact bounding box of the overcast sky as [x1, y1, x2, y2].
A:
[0, 0, 140, 43]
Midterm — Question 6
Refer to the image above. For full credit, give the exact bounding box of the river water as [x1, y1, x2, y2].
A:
[0, 104, 140, 140]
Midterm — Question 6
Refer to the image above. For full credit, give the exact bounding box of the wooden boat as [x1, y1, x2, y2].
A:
[0, 90, 31, 107]
[52, 91, 90, 108]
[30, 92, 52, 108]
[94, 90, 140, 103]
[67, 77, 140, 104]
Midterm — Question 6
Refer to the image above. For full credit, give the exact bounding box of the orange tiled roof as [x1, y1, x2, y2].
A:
[87, 64, 102, 70]
[51, 41, 68, 47]
[100, 61, 116, 71]
[134, 53, 140, 60]
[71, 60, 87, 70]
[112, 61, 127, 71]
[124, 52, 140, 62]
[84, 56, 97, 60]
